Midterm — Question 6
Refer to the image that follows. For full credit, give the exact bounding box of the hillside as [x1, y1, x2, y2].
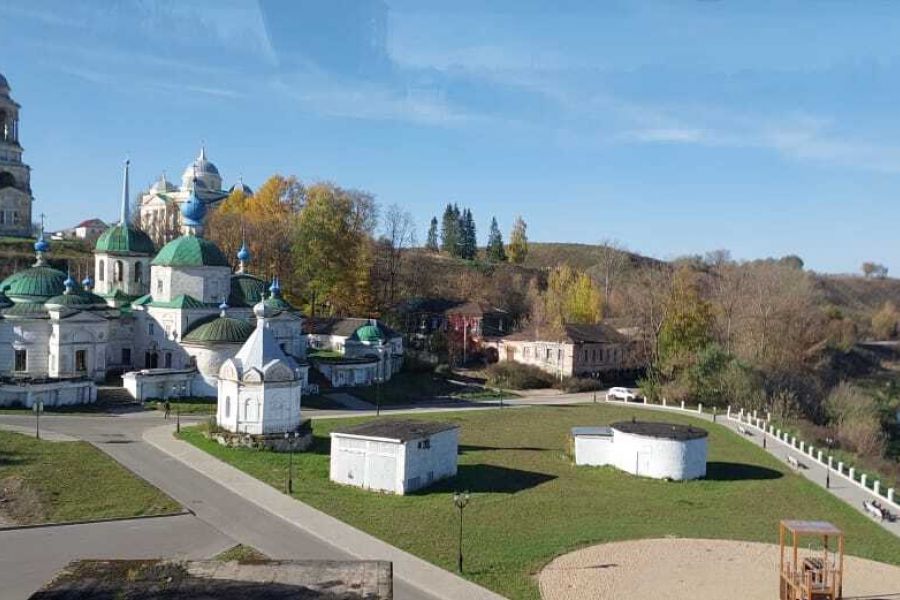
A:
[815, 274, 900, 318]
[524, 242, 663, 273]
[0, 237, 94, 282]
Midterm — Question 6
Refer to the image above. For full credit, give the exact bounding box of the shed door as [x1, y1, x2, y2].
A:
[636, 446, 651, 476]
[365, 453, 397, 492]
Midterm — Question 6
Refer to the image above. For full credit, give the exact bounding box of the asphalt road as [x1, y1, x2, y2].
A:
[0, 410, 440, 600]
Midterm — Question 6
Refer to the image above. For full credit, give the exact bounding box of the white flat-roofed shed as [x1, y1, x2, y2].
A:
[572, 420, 708, 480]
[330, 419, 460, 495]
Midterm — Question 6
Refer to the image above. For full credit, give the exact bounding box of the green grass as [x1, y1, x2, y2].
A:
[0, 431, 180, 525]
[352, 371, 487, 405]
[214, 544, 269, 563]
[179, 405, 900, 599]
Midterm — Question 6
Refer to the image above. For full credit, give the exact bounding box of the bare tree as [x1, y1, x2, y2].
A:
[596, 238, 629, 313]
[376, 204, 416, 309]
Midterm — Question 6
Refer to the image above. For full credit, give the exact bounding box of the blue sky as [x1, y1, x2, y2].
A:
[2, 1, 900, 274]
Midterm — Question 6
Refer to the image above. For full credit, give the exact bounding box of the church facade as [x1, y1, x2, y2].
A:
[138, 147, 251, 247]
[0, 160, 307, 407]
[0, 73, 33, 238]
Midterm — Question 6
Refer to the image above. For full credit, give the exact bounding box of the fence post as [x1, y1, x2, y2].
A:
[727, 405, 731, 417]
[861, 474, 867, 489]
[681, 401, 685, 410]
[889, 488, 895, 504]
[808, 445, 814, 457]
[643, 396, 648, 404]
[837, 461, 843, 474]
[698, 403, 703, 414]
[849, 467, 855, 481]
[874, 481, 880, 496]
[753, 410, 758, 419]
[663, 398, 667, 407]
[817, 450, 823, 462]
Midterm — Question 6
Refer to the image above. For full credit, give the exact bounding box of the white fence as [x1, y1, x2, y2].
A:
[603, 394, 898, 512]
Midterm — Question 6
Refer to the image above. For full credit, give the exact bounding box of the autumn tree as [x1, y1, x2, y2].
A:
[871, 301, 899, 340]
[658, 266, 714, 369]
[425, 217, 439, 252]
[862, 262, 888, 278]
[508, 216, 528, 264]
[292, 183, 376, 316]
[596, 238, 628, 311]
[374, 204, 416, 310]
[532, 264, 602, 330]
[486, 217, 506, 262]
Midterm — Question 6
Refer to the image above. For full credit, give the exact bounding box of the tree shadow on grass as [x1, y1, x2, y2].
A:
[0, 451, 26, 466]
[418, 464, 557, 495]
[705, 461, 783, 481]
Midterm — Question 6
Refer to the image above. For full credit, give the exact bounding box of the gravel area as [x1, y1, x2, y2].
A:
[539, 538, 900, 600]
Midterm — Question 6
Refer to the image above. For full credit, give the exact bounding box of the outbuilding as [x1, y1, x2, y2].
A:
[572, 420, 708, 480]
[330, 420, 459, 495]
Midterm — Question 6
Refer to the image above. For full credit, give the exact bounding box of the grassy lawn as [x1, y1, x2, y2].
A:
[179, 405, 900, 599]
[0, 431, 180, 525]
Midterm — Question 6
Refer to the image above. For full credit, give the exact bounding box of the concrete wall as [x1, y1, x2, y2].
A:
[330, 435, 402, 494]
[402, 428, 459, 493]
[152, 265, 231, 304]
[0, 379, 96, 407]
[611, 430, 707, 480]
[574, 434, 614, 466]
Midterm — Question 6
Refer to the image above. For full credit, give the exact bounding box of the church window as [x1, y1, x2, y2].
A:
[164, 352, 172, 368]
[149, 323, 155, 336]
[14, 349, 26, 371]
[98, 261, 105, 281]
[157, 279, 163, 294]
[75, 350, 87, 372]
[11, 211, 18, 224]
[114, 260, 124, 282]
[121, 348, 131, 364]
[0, 211, 5, 225]
[134, 262, 142, 283]
[225, 397, 231, 418]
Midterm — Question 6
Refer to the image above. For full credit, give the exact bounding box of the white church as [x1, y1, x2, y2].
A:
[0, 159, 309, 418]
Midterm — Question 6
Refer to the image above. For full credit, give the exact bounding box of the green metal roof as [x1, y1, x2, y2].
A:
[183, 315, 254, 345]
[147, 294, 216, 309]
[264, 294, 296, 313]
[354, 324, 385, 342]
[2, 302, 49, 319]
[94, 224, 155, 255]
[152, 235, 229, 267]
[45, 293, 97, 309]
[0, 265, 67, 302]
[228, 274, 267, 307]
[131, 293, 153, 306]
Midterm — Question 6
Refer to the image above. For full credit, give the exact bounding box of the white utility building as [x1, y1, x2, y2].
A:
[329, 420, 460, 495]
[572, 420, 708, 481]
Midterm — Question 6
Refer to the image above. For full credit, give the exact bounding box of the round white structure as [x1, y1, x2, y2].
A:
[572, 420, 708, 481]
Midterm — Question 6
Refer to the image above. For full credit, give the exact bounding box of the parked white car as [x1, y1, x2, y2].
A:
[607, 387, 640, 402]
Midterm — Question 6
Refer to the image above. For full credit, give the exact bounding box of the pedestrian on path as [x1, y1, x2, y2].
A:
[164, 400, 171, 420]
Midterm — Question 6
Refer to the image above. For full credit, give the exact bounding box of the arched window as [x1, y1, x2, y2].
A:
[225, 396, 231, 418]
[134, 261, 142, 283]
[98, 260, 105, 281]
[114, 260, 124, 282]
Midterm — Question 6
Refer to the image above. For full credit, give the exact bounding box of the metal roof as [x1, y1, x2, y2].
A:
[571, 426, 613, 437]
[331, 419, 459, 442]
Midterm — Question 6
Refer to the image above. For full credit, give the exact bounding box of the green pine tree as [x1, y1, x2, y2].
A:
[441, 203, 460, 255]
[487, 216, 506, 262]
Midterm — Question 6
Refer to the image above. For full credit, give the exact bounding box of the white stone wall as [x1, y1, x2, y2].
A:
[0, 380, 96, 407]
[576, 430, 708, 481]
[183, 344, 240, 393]
[151, 265, 231, 304]
[122, 369, 196, 401]
[574, 434, 614, 466]
[330, 435, 402, 494]
[402, 428, 459, 493]
[259, 382, 302, 434]
[10, 320, 51, 377]
[94, 253, 150, 297]
[48, 313, 109, 381]
[216, 378, 241, 431]
[499, 340, 573, 377]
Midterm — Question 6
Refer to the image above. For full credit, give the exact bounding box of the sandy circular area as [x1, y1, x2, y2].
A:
[538, 538, 900, 600]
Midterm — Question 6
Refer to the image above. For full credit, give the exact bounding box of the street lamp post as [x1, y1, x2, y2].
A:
[453, 491, 471, 573]
[33, 399, 43, 440]
[825, 436, 834, 489]
[284, 431, 299, 494]
[376, 376, 382, 416]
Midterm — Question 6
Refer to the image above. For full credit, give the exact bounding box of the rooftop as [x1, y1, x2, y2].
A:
[331, 419, 459, 442]
[504, 322, 628, 344]
[306, 317, 400, 340]
[611, 420, 708, 441]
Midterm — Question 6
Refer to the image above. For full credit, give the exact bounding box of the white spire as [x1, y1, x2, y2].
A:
[120, 159, 130, 225]
[199, 143, 206, 161]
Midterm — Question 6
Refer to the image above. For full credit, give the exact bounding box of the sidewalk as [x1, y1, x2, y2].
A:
[143, 425, 507, 600]
[605, 400, 900, 538]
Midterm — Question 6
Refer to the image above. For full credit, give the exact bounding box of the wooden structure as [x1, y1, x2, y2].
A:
[779, 520, 844, 600]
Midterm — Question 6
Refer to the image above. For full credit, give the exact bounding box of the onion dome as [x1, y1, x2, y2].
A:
[152, 235, 229, 267]
[229, 178, 253, 195]
[237, 243, 250, 263]
[95, 224, 155, 255]
[228, 273, 267, 307]
[183, 313, 254, 345]
[82, 276, 94, 290]
[0, 265, 67, 303]
[180, 185, 207, 227]
[262, 277, 295, 313]
[34, 235, 49, 254]
[181, 146, 222, 191]
[150, 174, 177, 194]
[354, 323, 386, 343]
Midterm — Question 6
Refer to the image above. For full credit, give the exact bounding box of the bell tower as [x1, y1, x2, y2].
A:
[0, 73, 33, 237]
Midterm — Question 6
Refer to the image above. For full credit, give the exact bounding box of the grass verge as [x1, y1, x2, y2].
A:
[0, 431, 180, 525]
[179, 404, 900, 599]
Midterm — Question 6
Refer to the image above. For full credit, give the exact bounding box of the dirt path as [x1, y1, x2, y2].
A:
[539, 538, 900, 600]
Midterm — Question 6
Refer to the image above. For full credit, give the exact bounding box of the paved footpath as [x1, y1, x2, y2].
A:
[144, 424, 506, 600]
[604, 400, 900, 538]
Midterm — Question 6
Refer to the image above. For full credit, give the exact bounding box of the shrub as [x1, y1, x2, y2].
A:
[434, 363, 452, 376]
[557, 377, 604, 393]
[824, 382, 886, 458]
[485, 362, 555, 390]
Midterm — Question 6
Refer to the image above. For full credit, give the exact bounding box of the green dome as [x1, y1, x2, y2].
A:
[229, 274, 267, 307]
[152, 235, 229, 267]
[1, 265, 67, 302]
[183, 315, 254, 345]
[45, 290, 107, 310]
[2, 302, 49, 319]
[354, 324, 385, 343]
[95, 224, 155, 255]
[264, 294, 295, 313]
